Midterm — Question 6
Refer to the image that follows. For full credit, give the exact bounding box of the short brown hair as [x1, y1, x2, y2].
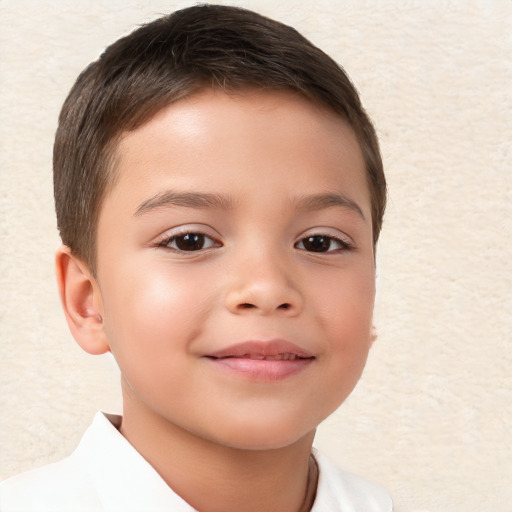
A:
[54, 4, 386, 273]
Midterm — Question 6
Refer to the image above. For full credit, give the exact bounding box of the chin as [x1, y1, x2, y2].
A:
[204, 414, 317, 451]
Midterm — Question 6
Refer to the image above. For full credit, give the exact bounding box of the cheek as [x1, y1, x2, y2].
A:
[318, 266, 375, 335]
[100, 270, 208, 407]
[315, 268, 375, 383]
[101, 265, 210, 364]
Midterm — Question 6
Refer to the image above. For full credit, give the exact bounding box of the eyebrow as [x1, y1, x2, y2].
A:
[134, 190, 235, 216]
[293, 193, 366, 220]
[134, 189, 365, 220]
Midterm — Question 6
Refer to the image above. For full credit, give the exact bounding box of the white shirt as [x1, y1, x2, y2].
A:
[0, 412, 392, 511]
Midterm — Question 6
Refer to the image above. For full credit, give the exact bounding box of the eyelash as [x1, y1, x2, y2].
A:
[294, 234, 353, 253]
[156, 230, 353, 254]
[157, 232, 221, 252]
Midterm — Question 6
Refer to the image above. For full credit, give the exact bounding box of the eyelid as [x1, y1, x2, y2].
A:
[297, 227, 354, 245]
[153, 224, 222, 249]
[294, 228, 355, 253]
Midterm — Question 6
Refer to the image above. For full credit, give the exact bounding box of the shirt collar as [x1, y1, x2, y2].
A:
[74, 411, 196, 511]
[73, 412, 390, 512]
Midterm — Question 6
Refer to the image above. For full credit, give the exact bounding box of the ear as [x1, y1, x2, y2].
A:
[56, 245, 110, 355]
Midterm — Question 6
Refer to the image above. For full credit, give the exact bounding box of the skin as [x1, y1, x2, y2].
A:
[57, 89, 376, 512]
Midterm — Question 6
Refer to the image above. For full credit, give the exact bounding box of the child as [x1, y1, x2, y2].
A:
[0, 4, 391, 511]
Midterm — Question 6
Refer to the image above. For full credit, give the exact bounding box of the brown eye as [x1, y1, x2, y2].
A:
[165, 233, 218, 251]
[301, 236, 332, 252]
[295, 235, 350, 253]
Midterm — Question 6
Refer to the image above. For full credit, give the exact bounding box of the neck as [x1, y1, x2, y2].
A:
[120, 384, 317, 512]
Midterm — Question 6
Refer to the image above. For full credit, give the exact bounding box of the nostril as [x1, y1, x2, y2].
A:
[234, 302, 293, 312]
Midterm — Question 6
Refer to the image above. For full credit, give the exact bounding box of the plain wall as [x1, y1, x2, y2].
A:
[1, 1, 511, 511]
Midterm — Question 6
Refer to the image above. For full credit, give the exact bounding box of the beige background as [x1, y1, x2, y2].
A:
[1, 1, 511, 511]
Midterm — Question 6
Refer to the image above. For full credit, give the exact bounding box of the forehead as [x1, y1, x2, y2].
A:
[107, 89, 369, 215]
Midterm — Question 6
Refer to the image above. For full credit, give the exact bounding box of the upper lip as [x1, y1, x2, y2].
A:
[205, 339, 315, 360]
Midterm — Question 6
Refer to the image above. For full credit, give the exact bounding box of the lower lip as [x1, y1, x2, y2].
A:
[205, 357, 314, 381]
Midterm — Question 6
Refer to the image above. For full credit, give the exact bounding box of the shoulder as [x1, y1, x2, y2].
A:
[0, 454, 99, 512]
[312, 449, 393, 512]
[0, 412, 116, 512]
[0, 412, 194, 512]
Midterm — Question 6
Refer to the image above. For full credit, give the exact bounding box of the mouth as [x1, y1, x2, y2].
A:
[209, 352, 308, 361]
[204, 340, 315, 381]
[206, 339, 314, 359]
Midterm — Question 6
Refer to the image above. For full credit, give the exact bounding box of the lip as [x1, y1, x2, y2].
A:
[204, 339, 315, 381]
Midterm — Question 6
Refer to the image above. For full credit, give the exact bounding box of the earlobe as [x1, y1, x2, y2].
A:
[55, 246, 110, 355]
[369, 324, 377, 347]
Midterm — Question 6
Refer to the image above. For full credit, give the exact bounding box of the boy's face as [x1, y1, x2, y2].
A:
[94, 89, 375, 450]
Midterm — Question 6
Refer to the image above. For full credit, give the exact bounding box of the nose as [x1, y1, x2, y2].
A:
[224, 251, 303, 316]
